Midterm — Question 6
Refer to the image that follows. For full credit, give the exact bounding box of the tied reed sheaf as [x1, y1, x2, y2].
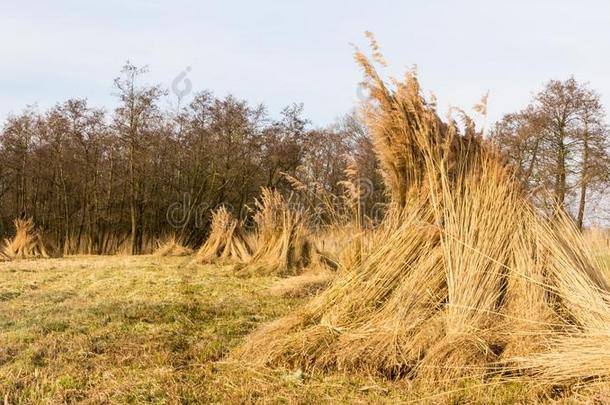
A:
[194, 206, 253, 264]
[2, 218, 49, 260]
[194, 190, 338, 297]
[234, 36, 610, 387]
[234, 188, 313, 276]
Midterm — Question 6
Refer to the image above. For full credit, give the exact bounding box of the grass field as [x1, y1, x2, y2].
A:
[0, 255, 606, 404]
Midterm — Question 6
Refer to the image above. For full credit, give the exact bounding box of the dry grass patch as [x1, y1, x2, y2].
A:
[153, 234, 193, 257]
[194, 206, 252, 265]
[0, 255, 575, 403]
[235, 188, 314, 277]
[61, 232, 156, 255]
[265, 269, 335, 298]
[0, 255, 297, 403]
[3, 218, 50, 260]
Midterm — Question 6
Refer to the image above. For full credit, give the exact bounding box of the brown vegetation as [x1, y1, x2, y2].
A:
[0, 83, 370, 256]
[234, 188, 313, 276]
[235, 41, 610, 389]
[61, 232, 156, 256]
[3, 218, 49, 260]
[153, 234, 193, 257]
[194, 206, 252, 264]
[265, 269, 335, 298]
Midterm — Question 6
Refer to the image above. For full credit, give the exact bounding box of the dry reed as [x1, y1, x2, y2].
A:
[195, 206, 252, 264]
[63, 232, 156, 255]
[3, 218, 50, 260]
[265, 269, 335, 298]
[153, 234, 194, 257]
[235, 188, 313, 277]
[235, 37, 610, 388]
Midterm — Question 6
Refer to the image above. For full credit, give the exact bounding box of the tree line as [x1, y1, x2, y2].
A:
[0, 63, 382, 254]
[0, 64, 608, 254]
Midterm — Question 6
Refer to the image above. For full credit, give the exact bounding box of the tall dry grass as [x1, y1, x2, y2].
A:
[194, 206, 252, 264]
[235, 38, 610, 388]
[60, 232, 156, 256]
[235, 188, 313, 276]
[258, 166, 384, 295]
[3, 218, 50, 260]
[153, 234, 193, 257]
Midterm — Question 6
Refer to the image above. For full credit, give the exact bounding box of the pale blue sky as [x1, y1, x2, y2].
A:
[1, 0, 609, 127]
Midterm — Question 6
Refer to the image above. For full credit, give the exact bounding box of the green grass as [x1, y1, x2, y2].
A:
[0, 255, 603, 404]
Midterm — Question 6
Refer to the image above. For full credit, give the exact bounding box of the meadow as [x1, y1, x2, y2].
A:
[3, 255, 606, 404]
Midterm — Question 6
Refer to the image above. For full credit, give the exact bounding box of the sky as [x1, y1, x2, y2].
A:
[1, 0, 610, 128]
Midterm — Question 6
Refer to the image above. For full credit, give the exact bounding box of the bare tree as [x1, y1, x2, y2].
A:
[536, 78, 585, 209]
[113, 62, 166, 254]
[575, 88, 608, 229]
[492, 77, 609, 227]
[0, 63, 377, 253]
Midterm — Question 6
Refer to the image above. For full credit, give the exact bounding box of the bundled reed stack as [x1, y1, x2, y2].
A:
[282, 170, 370, 274]
[263, 187, 370, 296]
[236, 188, 313, 277]
[236, 38, 610, 387]
[3, 218, 50, 260]
[195, 206, 252, 264]
[153, 234, 193, 257]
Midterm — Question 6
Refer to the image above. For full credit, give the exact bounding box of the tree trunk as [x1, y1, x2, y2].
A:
[554, 136, 567, 208]
[576, 125, 590, 230]
[129, 144, 140, 255]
